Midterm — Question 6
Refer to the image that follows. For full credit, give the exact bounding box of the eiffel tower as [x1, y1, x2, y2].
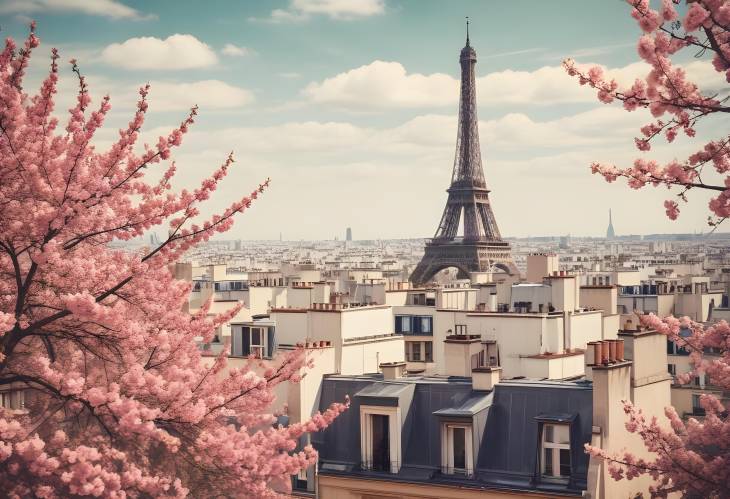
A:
[410, 22, 518, 285]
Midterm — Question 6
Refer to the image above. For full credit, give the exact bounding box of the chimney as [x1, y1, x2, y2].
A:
[618, 328, 672, 410]
[488, 293, 497, 312]
[607, 339, 617, 362]
[589, 357, 633, 497]
[443, 334, 482, 377]
[472, 366, 501, 391]
[380, 361, 406, 380]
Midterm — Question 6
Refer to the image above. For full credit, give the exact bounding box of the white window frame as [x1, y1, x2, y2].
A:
[360, 405, 401, 474]
[441, 423, 474, 476]
[249, 326, 267, 358]
[541, 423, 571, 479]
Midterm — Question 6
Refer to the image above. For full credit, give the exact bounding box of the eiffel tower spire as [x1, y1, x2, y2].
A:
[410, 26, 517, 285]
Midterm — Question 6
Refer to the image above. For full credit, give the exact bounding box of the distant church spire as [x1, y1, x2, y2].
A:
[606, 209, 616, 239]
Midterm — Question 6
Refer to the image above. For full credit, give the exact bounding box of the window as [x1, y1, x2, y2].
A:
[251, 328, 264, 358]
[410, 293, 426, 306]
[441, 423, 473, 476]
[395, 315, 411, 334]
[405, 342, 421, 362]
[0, 390, 24, 411]
[425, 341, 433, 362]
[412, 316, 433, 334]
[454, 324, 467, 335]
[360, 406, 401, 473]
[406, 342, 432, 363]
[395, 315, 432, 335]
[232, 326, 274, 358]
[370, 414, 390, 471]
[667, 364, 676, 376]
[541, 424, 571, 479]
[692, 394, 706, 416]
[667, 339, 689, 356]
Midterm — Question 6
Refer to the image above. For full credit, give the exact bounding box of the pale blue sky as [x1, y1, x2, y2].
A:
[1, 0, 724, 240]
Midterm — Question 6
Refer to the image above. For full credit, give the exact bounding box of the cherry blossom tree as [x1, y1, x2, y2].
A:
[564, 1, 730, 497]
[0, 25, 347, 498]
[564, 0, 730, 227]
[592, 314, 730, 498]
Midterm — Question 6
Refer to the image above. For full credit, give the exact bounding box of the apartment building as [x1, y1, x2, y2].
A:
[313, 325, 671, 499]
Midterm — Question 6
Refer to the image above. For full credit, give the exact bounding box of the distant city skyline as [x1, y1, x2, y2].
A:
[5, 0, 728, 239]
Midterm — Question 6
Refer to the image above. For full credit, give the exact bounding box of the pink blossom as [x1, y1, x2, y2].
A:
[0, 25, 344, 498]
[565, 0, 729, 225]
[684, 2, 710, 31]
[664, 199, 680, 219]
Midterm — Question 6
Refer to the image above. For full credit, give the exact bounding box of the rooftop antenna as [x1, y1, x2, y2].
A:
[465, 16, 470, 46]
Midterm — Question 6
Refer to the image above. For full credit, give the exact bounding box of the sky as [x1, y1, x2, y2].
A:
[1, 0, 728, 240]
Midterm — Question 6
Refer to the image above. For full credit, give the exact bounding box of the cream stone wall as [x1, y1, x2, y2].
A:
[287, 287, 314, 309]
[317, 475, 573, 499]
[520, 353, 584, 379]
[437, 288, 477, 309]
[612, 270, 641, 286]
[544, 276, 578, 312]
[340, 336, 405, 375]
[248, 286, 276, 315]
[509, 284, 552, 312]
[270, 310, 308, 345]
[526, 253, 559, 283]
[579, 287, 617, 315]
[384, 290, 408, 306]
[339, 307, 394, 340]
[457, 314, 545, 377]
[443, 338, 482, 376]
[567, 311, 603, 350]
[542, 315, 564, 355]
[601, 314, 619, 340]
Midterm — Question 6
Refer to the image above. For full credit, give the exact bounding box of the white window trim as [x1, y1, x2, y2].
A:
[249, 326, 267, 358]
[541, 423, 571, 479]
[441, 423, 474, 476]
[360, 405, 401, 474]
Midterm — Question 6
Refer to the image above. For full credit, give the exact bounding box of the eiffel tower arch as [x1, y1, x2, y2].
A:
[410, 24, 518, 286]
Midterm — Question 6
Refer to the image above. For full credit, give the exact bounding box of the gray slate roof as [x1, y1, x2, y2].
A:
[314, 374, 592, 496]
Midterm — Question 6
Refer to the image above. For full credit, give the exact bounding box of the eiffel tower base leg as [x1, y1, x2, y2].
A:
[409, 242, 518, 286]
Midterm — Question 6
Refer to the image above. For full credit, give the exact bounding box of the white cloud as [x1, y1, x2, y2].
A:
[302, 59, 727, 110]
[303, 60, 455, 109]
[24, 72, 253, 115]
[125, 104, 720, 240]
[0, 0, 153, 20]
[221, 43, 254, 57]
[101, 34, 218, 70]
[292, 0, 384, 18]
[251, 0, 384, 23]
[145, 80, 254, 112]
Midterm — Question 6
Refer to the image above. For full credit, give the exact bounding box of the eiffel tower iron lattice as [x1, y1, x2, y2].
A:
[410, 25, 518, 285]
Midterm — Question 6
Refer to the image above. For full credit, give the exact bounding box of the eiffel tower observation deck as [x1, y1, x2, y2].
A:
[410, 21, 518, 285]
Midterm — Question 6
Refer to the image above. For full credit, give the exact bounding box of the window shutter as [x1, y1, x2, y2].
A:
[242, 326, 250, 356]
[267, 327, 275, 358]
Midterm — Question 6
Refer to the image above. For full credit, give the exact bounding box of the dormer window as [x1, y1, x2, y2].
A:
[441, 423, 474, 476]
[360, 405, 401, 473]
[541, 423, 571, 479]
